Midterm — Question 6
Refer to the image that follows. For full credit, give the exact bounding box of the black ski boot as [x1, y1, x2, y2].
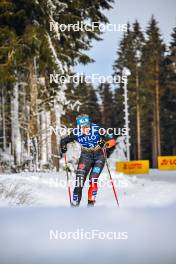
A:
[87, 200, 95, 207]
[71, 202, 79, 208]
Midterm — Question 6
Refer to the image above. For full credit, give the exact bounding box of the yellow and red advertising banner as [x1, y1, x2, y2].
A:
[158, 156, 176, 170]
[116, 160, 149, 174]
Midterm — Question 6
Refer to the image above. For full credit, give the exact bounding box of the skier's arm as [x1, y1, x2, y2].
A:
[98, 129, 116, 148]
[60, 132, 75, 154]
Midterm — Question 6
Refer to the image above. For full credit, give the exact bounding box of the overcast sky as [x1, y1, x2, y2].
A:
[75, 0, 176, 82]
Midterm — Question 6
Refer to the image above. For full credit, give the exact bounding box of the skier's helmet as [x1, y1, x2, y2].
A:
[76, 114, 90, 127]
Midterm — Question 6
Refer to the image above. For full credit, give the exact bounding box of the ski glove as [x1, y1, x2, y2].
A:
[61, 144, 67, 154]
[98, 138, 106, 148]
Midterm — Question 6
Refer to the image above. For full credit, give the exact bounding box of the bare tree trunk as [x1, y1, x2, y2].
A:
[54, 102, 62, 147]
[152, 112, 158, 168]
[136, 66, 141, 160]
[28, 62, 38, 138]
[53, 101, 63, 170]
[11, 83, 22, 166]
[39, 110, 51, 165]
[46, 111, 52, 161]
[155, 62, 161, 157]
[51, 110, 60, 171]
[40, 110, 47, 165]
[28, 61, 39, 170]
[1, 85, 6, 151]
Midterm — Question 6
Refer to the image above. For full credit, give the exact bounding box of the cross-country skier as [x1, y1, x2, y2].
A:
[60, 114, 116, 207]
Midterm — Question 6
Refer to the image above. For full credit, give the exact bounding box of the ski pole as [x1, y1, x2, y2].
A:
[102, 147, 119, 207]
[64, 153, 72, 206]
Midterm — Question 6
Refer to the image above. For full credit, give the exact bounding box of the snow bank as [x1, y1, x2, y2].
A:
[0, 169, 176, 208]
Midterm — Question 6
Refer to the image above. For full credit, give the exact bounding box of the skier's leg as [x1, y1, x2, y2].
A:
[88, 152, 105, 205]
[73, 153, 92, 206]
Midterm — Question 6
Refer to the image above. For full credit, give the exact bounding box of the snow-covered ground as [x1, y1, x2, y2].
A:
[0, 167, 176, 264]
[0, 168, 176, 208]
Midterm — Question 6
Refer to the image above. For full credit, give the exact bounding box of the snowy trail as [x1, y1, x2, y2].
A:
[0, 169, 176, 264]
[0, 169, 176, 208]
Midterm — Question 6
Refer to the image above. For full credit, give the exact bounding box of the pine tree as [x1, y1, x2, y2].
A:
[161, 27, 176, 155]
[99, 82, 114, 128]
[86, 86, 101, 125]
[64, 78, 101, 126]
[141, 16, 165, 167]
[112, 87, 125, 131]
[0, 0, 114, 170]
[113, 21, 144, 160]
[132, 21, 145, 160]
